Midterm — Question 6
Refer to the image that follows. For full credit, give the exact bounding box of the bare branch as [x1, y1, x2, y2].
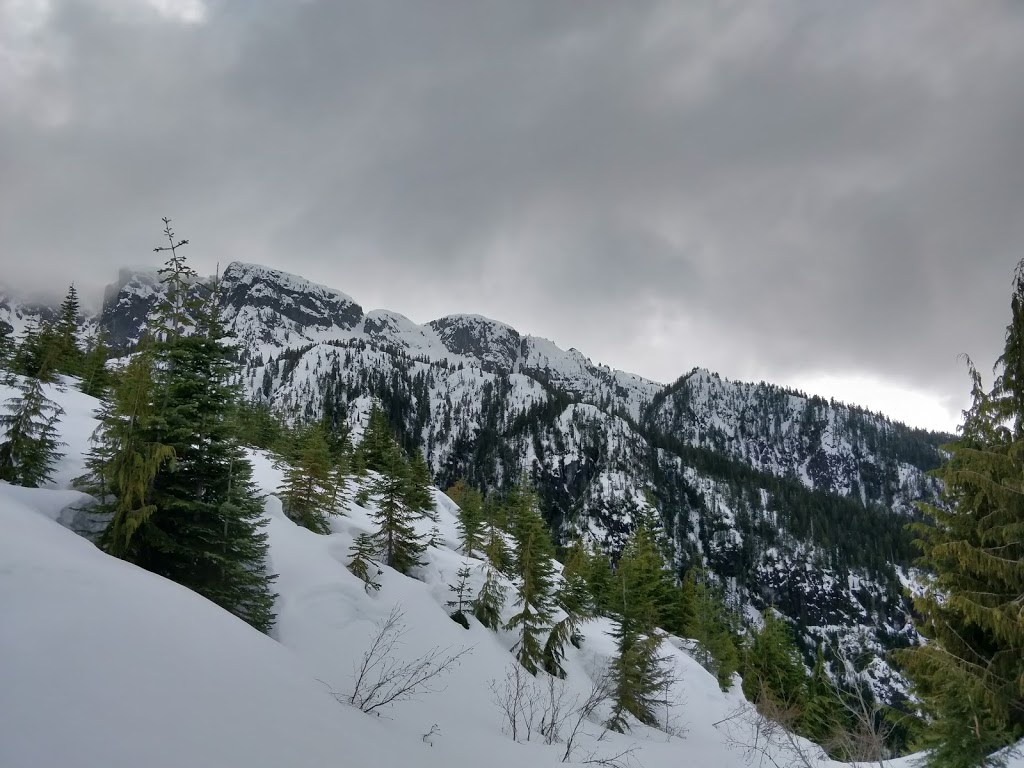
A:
[346, 605, 473, 715]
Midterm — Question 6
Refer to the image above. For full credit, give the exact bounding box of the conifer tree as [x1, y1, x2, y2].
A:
[80, 330, 114, 398]
[80, 348, 175, 558]
[505, 480, 557, 675]
[447, 563, 473, 629]
[445, 479, 485, 558]
[348, 532, 382, 593]
[802, 646, 848, 753]
[585, 543, 615, 615]
[359, 403, 396, 473]
[605, 526, 671, 731]
[0, 323, 13, 371]
[277, 423, 337, 534]
[52, 284, 83, 376]
[682, 566, 740, 691]
[895, 260, 1024, 767]
[405, 449, 436, 521]
[369, 437, 426, 574]
[483, 492, 511, 573]
[0, 375, 66, 487]
[473, 563, 508, 631]
[742, 610, 808, 716]
[101, 220, 277, 634]
[11, 321, 58, 382]
[542, 538, 596, 678]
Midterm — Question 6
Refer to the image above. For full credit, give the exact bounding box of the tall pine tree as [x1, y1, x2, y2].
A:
[896, 260, 1024, 767]
[276, 423, 337, 534]
[505, 480, 557, 675]
[97, 221, 278, 634]
[606, 526, 671, 732]
[0, 375, 66, 487]
[368, 436, 426, 574]
[445, 479, 485, 558]
[80, 347, 175, 558]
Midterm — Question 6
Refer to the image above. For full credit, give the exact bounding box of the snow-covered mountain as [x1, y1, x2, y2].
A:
[0, 260, 952, 706]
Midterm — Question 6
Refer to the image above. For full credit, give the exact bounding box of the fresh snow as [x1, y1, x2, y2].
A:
[1, 379, 1020, 768]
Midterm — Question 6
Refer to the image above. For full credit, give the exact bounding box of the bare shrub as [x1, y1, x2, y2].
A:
[489, 661, 637, 766]
[346, 605, 473, 715]
[714, 696, 827, 768]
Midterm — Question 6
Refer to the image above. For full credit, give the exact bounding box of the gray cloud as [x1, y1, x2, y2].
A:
[2, 0, 1023, 429]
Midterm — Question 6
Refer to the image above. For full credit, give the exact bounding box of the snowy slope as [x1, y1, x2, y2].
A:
[4, 378, 993, 768]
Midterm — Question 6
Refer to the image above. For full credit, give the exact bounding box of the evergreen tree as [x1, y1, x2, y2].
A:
[348, 532, 382, 593]
[802, 646, 848, 754]
[0, 323, 13, 371]
[276, 423, 337, 534]
[742, 610, 808, 715]
[895, 261, 1024, 767]
[80, 348, 175, 558]
[585, 543, 615, 615]
[473, 563, 508, 631]
[80, 330, 115, 398]
[682, 566, 740, 691]
[405, 449, 436, 521]
[11, 321, 58, 382]
[605, 526, 672, 731]
[51, 284, 83, 376]
[359, 403, 397, 473]
[368, 437, 426, 574]
[483, 492, 511, 573]
[446, 563, 473, 629]
[445, 479, 485, 558]
[101, 221, 277, 634]
[0, 375, 66, 487]
[505, 481, 557, 675]
[543, 539, 594, 678]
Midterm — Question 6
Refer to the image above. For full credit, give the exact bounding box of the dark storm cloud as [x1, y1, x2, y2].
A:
[2, 0, 1023, 427]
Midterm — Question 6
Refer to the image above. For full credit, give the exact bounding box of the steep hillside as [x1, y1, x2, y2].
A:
[0, 260, 951, 707]
[2, 380, 986, 768]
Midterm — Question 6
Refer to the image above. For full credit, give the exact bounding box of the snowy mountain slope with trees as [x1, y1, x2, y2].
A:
[0, 258, 951, 713]
[0, 379, 963, 768]
[4, 227, 1024, 768]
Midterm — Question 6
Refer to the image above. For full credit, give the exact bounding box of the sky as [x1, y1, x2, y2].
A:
[2, 0, 1023, 433]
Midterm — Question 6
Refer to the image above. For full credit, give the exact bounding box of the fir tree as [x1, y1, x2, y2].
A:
[80, 330, 115, 399]
[605, 526, 672, 731]
[348, 532, 382, 593]
[52, 284, 83, 376]
[101, 221, 278, 634]
[505, 481, 557, 675]
[682, 566, 740, 691]
[473, 563, 508, 631]
[895, 261, 1024, 767]
[0, 375, 66, 487]
[0, 322, 14, 371]
[802, 646, 848, 754]
[742, 610, 808, 716]
[445, 479, 485, 558]
[359, 403, 397, 473]
[369, 437, 426, 574]
[446, 563, 473, 629]
[542, 538, 595, 678]
[11, 321, 58, 382]
[277, 423, 337, 534]
[585, 543, 615, 615]
[80, 348, 175, 558]
[483, 492, 511, 573]
[405, 449, 436, 521]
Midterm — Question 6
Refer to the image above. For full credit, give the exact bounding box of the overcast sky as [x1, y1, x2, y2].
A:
[2, 0, 1023, 433]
